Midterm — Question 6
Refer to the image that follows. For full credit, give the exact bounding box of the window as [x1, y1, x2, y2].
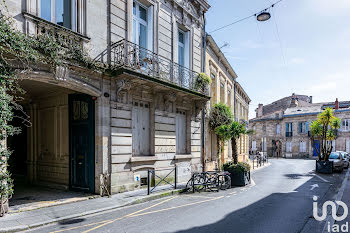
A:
[299, 141, 307, 153]
[220, 82, 225, 103]
[327, 140, 336, 152]
[178, 30, 185, 67]
[252, 141, 257, 151]
[40, 0, 81, 32]
[298, 122, 309, 134]
[210, 73, 215, 79]
[227, 90, 231, 107]
[276, 124, 280, 135]
[262, 125, 266, 132]
[275, 113, 279, 118]
[341, 119, 350, 131]
[286, 141, 292, 152]
[176, 109, 187, 154]
[133, 1, 148, 48]
[286, 122, 293, 137]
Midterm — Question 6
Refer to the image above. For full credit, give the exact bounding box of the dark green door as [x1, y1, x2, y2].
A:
[69, 94, 95, 193]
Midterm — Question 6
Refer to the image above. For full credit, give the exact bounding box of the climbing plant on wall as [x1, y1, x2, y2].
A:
[0, 3, 101, 215]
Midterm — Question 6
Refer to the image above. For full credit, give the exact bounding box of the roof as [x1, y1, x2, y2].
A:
[206, 34, 237, 80]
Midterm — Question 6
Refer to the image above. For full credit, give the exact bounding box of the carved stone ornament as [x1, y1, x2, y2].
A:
[116, 79, 131, 102]
[164, 92, 176, 111]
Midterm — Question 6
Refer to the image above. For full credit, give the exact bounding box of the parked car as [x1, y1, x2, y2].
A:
[339, 151, 350, 169]
[328, 152, 344, 172]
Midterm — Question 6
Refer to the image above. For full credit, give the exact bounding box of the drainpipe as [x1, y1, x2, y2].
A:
[201, 15, 207, 172]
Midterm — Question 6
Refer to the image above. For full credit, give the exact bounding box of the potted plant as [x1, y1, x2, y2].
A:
[208, 103, 233, 169]
[309, 108, 340, 174]
[223, 161, 251, 186]
[194, 73, 211, 93]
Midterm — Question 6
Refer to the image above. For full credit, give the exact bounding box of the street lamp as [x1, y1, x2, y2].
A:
[256, 12, 271, 22]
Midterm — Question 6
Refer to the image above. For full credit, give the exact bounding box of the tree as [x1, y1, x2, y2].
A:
[208, 103, 232, 168]
[216, 121, 251, 165]
[309, 108, 340, 161]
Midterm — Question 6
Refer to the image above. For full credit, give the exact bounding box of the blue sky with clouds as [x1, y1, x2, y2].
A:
[206, 0, 350, 119]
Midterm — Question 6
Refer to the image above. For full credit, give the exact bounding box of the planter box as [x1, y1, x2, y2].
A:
[229, 170, 251, 186]
[316, 160, 333, 174]
[0, 199, 9, 217]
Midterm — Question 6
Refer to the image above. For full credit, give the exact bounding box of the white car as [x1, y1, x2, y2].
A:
[339, 151, 350, 169]
[328, 152, 344, 172]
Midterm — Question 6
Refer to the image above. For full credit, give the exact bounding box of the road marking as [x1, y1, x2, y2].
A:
[81, 196, 223, 233]
[310, 184, 319, 190]
[82, 196, 177, 233]
[229, 191, 237, 195]
[314, 174, 329, 183]
[182, 195, 217, 199]
[50, 220, 112, 233]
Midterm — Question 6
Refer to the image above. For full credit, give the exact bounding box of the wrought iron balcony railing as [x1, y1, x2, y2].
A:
[110, 39, 208, 96]
[285, 132, 293, 137]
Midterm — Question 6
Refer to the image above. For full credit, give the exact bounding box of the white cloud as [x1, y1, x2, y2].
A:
[308, 0, 350, 15]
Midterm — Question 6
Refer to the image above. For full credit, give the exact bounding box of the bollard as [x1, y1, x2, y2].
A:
[174, 166, 177, 190]
[147, 170, 150, 195]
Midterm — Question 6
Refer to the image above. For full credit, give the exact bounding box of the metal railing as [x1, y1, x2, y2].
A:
[110, 39, 209, 96]
[285, 132, 293, 137]
[147, 166, 177, 195]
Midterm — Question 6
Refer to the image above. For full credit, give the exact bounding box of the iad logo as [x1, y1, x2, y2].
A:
[313, 196, 349, 232]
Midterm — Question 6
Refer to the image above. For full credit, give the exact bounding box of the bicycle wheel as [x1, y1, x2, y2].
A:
[224, 174, 231, 189]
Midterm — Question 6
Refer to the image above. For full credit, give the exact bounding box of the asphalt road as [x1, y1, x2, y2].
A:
[26, 159, 346, 233]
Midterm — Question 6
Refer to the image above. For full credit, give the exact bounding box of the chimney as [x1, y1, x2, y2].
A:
[335, 98, 339, 110]
[290, 96, 299, 108]
[256, 104, 263, 117]
[309, 96, 313, 103]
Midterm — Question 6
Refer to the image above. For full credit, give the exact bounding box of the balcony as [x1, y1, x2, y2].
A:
[285, 132, 293, 137]
[22, 12, 90, 50]
[109, 40, 209, 97]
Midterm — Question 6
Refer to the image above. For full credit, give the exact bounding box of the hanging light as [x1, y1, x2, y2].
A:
[256, 12, 271, 22]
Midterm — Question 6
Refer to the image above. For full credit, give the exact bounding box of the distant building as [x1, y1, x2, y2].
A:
[204, 35, 250, 170]
[249, 94, 350, 158]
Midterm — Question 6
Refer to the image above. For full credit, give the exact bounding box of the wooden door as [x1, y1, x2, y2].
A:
[176, 109, 186, 154]
[132, 100, 150, 155]
[69, 94, 95, 192]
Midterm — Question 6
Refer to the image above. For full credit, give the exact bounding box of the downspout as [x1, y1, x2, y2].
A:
[201, 15, 207, 172]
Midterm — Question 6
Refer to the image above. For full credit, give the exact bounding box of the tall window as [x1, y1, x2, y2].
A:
[299, 141, 307, 153]
[133, 1, 148, 48]
[298, 122, 308, 134]
[40, 0, 79, 31]
[178, 30, 185, 67]
[286, 122, 293, 137]
[286, 141, 292, 152]
[341, 119, 350, 131]
[276, 124, 280, 135]
[220, 82, 225, 103]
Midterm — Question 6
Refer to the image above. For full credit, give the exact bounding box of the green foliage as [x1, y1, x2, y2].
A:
[223, 161, 251, 173]
[310, 108, 340, 161]
[194, 72, 211, 92]
[208, 103, 233, 130]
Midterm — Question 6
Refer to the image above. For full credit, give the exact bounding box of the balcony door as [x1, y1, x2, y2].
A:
[177, 29, 190, 88]
[133, 1, 149, 68]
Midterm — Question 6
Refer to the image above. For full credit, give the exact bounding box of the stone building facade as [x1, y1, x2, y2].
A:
[4, 0, 210, 194]
[204, 35, 250, 171]
[249, 94, 350, 158]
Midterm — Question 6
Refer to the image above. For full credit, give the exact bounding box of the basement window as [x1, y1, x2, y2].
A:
[140, 177, 148, 186]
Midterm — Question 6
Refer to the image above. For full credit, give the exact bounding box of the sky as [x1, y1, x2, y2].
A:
[206, 0, 350, 119]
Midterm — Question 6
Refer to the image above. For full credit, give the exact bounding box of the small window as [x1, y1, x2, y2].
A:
[139, 5, 147, 21]
[210, 73, 215, 79]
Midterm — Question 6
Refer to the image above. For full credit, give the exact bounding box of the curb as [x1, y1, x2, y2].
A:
[251, 162, 271, 173]
[0, 189, 183, 233]
[321, 168, 350, 233]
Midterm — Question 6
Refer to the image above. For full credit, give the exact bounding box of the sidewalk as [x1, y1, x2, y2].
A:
[0, 184, 185, 232]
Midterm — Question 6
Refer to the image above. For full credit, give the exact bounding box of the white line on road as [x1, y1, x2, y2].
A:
[314, 174, 329, 183]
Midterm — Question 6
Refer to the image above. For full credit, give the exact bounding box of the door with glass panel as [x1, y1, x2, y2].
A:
[178, 30, 187, 87]
[133, 1, 148, 68]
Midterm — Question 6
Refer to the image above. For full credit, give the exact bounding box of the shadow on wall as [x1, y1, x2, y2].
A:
[172, 174, 335, 233]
